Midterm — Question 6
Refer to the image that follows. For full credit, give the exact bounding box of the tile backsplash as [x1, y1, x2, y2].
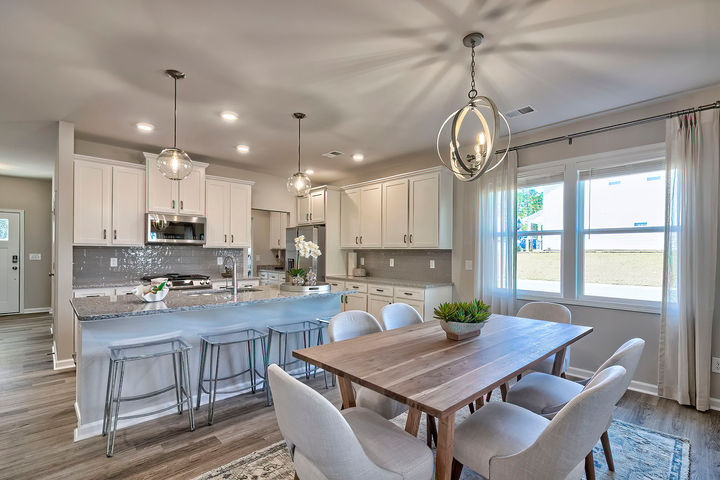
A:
[73, 245, 247, 287]
[351, 249, 451, 283]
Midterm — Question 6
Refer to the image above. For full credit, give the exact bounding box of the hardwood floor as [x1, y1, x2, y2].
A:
[1, 314, 718, 479]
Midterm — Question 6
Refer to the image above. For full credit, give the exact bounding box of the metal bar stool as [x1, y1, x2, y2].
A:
[102, 337, 194, 457]
[265, 320, 325, 405]
[315, 316, 336, 388]
[196, 328, 268, 424]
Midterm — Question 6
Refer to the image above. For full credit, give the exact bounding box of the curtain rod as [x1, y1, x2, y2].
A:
[504, 100, 720, 153]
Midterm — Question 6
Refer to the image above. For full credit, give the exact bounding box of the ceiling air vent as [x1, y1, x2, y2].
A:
[322, 150, 344, 158]
[505, 105, 535, 118]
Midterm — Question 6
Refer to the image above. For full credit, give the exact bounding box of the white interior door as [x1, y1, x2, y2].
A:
[0, 211, 21, 314]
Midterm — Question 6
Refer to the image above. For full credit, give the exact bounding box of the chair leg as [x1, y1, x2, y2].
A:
[426, 414, 438, 447]
[475, 397, 484, 409]
[585, 451, 596, 480]
[517, 373, 522, 382]
[560, 372, 567, 379]
[500, 382, 508, 402]
[451, 459, 464, 480]
[467, 402, 475, 414]
[486, 391, 492, 402]
[600, 430, 614, 471]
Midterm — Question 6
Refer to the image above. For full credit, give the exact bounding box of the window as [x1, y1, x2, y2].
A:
[515, 143, 666, 310]
[0, 218, 8, 241]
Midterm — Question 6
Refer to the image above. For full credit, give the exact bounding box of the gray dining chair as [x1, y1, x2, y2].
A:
[516, 302, 572, 376]
[328, 310, 408, 419]
[379, 302, 423, 331]
[451, 365, 627, 480]
[268, 364, 434, 480]
[505, 338, 645, 479]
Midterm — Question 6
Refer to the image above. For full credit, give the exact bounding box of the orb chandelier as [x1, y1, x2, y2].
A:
[437, 33, 511, 182]
[156, 69, 193, 181]
[286, 112, 312, 197]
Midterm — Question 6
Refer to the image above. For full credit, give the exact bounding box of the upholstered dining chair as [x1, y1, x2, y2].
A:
[268, 364, 434, 480]
[451, 365, 627, 480]
[328, 310, 408, 419]
[379, 302, 423, 331]
[505, 338, 645, 480]
[516, 302, 572, 376]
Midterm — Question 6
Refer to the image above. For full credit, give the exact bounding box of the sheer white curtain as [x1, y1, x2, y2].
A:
[475, 151, 518, 315]
[659, 110, 719, 411]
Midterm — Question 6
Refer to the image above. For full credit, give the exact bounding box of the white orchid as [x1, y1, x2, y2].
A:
[295, 235, 322, 259]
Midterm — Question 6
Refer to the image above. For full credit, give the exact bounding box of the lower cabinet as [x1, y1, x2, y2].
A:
[368, 295, 392, 321]
[343, 293, 368, 311]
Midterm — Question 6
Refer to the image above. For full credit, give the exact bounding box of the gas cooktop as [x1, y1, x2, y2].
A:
[140, 273, 212, 290]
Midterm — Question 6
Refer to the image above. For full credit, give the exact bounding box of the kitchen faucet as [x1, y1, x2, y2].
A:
[224, 255, 237, 302]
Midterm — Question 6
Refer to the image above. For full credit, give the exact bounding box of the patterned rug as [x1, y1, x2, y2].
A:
[195, 413, 690, 480]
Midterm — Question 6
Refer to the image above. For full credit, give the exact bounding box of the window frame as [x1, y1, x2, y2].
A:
[515, 143, 666, 313]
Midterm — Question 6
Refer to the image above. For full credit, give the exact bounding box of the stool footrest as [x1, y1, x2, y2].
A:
[118, 401, 189, 421]
[119, 384, 177, 402]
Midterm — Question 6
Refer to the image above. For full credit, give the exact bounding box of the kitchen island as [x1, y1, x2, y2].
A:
[71, 285, 354, 440]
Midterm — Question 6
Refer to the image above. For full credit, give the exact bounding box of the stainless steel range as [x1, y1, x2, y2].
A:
[140, 273, 212, 290]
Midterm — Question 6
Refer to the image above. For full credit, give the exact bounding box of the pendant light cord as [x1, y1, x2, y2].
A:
[173, 77, 178, 148]
[297, 116, 301, 171]
[468, 41, 477, 99]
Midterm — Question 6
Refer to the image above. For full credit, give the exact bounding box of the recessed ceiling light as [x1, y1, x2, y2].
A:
[221, 111, 239, 122]
[136, 122, 154, 132]
[236, 144, 250, 154]
[305, 169, 314, 175]
[352, 153, 364, 162]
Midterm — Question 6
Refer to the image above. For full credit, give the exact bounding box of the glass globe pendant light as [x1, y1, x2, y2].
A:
[286, 112, 312, 197]
[437, 33, 511, 182]
[156, 69, 193, 181]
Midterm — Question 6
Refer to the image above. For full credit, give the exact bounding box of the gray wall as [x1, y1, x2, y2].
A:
[351, 249, 451, 283]
[251, 209, 280, 273]
[0, 175, 52, 310]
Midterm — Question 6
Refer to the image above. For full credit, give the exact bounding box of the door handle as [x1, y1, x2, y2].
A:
[103, 229, 107, 240]
[180, 200, 184, 210]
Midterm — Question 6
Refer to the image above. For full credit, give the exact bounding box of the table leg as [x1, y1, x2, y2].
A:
[337, 375, 356, 409]
[552, 347, 567, 376]
[405, 407, 422, 436]
[435, 412, 455, 480]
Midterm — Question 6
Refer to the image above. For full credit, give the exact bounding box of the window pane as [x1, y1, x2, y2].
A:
[583, 232, 664, 301]
[517, 234, 561, 293]
[583, 169, 665, 229]
[518, 182, 563, 232]
[0, 218, 7, 241]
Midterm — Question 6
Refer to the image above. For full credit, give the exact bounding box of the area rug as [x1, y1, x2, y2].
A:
[195, 414, 690, 480]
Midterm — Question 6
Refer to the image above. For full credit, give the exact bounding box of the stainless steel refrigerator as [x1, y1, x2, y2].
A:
[285, 225, 326, 281]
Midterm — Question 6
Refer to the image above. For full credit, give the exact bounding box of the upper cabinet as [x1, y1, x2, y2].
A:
[143, 153, 207, 215]
[73, 156, 145, 246]
[340, 167, 453, 250]
[296, 187, 326, 225]
[204, 176, 253, 248]
[269, 211, 288, 249]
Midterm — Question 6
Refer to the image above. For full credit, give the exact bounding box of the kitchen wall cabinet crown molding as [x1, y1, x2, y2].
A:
[143, 152, 209, 215]
[204, 176, 252, 248]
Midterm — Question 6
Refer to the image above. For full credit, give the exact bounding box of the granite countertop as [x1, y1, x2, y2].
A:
[326, 275, 453, 289]
[71, 285, 356, 322]
[73, 276, 261, 290]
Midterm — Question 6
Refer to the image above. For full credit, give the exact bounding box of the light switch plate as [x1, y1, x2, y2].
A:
[29, 253, 41, 261]
[389, 258, 395, 267]
[360, 257, 365, 266]
[217, 257, 224, 265]
[110, 258, 118, 267]
[430, 259, 435, 269]
[712, 357, 720, 374]
[465, 260, 473, 271]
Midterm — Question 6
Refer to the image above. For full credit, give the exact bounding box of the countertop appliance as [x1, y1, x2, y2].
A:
[146, 214, 206, 245]
[286, 225, 326, 282]
[140, 273, 212, 290]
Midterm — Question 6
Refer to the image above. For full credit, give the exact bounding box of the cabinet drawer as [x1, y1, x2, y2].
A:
[328, 280, 345, 292]
[345, 281, 368, 293]
[368, 284, 393, 297]
[260, 271, 270, 279]
[394, 287, 425, 301]
[239, 279, 260, 288]
[73, 287, 115, 298]
[115, 286, 138, 296]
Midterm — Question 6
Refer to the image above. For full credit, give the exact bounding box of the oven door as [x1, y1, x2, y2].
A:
[146, 214, 206, 245]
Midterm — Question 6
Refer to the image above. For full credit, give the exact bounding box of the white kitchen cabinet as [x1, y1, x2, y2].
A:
[204, 177, 253, 248]
[144, 153, 207, 215]
[340, 188, 361, 248]
[368, 295, 392, 321]
[382, 178, 409, 248]
[74, 159, 112, 245]
[343, 293, 368, 312]
[397, 299, 425, 319]
[230, 183, 251, 247]
[297, 187, 327, 225]
[359, 184, 382, 247]
[408, 172, 440, 248]
[269, 211, 288, 249]
[111, 166, 145, 246]
[297, 195, 311, 225]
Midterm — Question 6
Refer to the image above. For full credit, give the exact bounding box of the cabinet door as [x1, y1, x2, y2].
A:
[397, 299, 424, 320]
[408, 173, 439, 248]
[359, 184, 382, 247]
[74, 160, 111, 245]
[340, 189, 361, 248]
[297, 196, 310, 225]
[229, 183, 252, 247]
[178, 168, 205, 215]
[269, 211, 288, 249]
[309, 189, 325, 223]
[111, 166, 145, 246]
[382, 179, 409, 248]
[368, 295, 392, 322]
[205, 180, 230, 247]
[146, 160, 179, 213]
[344, 293, 367, 312]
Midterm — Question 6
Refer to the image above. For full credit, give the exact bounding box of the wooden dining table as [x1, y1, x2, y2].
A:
[293, 315, 593, 480]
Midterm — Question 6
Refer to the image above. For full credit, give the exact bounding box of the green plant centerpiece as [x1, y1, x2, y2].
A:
[434, 299, 492, 340]
[288, 268, 306, 286]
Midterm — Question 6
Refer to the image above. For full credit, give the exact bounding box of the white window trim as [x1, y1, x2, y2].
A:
[516, 143, 665, 313]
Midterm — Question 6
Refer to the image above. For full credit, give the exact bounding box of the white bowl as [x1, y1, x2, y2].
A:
[135, 284, 170, 303]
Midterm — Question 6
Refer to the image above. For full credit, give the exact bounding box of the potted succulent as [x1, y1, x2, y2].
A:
[434, 299, 492, 340]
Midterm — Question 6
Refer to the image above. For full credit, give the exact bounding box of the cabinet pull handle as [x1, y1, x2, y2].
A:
[310, 212, 312, 221]
[377, 289, 384, 292]
[113, 230, 117, 240]
[404, 292, 412, 296]
[103, 229, 107, 240]
[306, 213, 309, 221]
[404, 234, 407, 243]
[359, 236, 363, 244]
[180, 200, 184, 210]
[224, 234, 227, 243]
[355, 236, 358, 244]
[278, 239, 280, 245]
[409, 234, 413, 243]
[231, 234, 234, 243]
[172, 200, 176, 209]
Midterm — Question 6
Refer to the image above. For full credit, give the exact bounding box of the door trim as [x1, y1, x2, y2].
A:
[0, 209, 24, 315]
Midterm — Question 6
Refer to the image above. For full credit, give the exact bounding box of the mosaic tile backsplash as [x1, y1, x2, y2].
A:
[73, 245, 247, 287]
[351, 249, 452, 283]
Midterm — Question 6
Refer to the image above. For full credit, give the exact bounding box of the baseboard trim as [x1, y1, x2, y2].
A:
[52, 342, 75, 371]
[566, 366, 720, 411]
[23, 307, 51, 314]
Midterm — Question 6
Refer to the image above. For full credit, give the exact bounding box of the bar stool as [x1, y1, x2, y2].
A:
[265, 320, 325, 405]
[102, 337, 194, 457]
[196, 328, 269, 424]
[315, 316, 336, 388]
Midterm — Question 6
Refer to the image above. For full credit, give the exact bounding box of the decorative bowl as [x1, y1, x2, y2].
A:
[439, 320, 486, 341]
[135, 283, 170, 303]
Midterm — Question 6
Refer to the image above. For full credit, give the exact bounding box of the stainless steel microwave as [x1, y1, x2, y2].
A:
[146, 214, 206, 245]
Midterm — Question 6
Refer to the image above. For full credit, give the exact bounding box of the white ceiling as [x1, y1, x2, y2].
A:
[0, 0, 719, 182]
